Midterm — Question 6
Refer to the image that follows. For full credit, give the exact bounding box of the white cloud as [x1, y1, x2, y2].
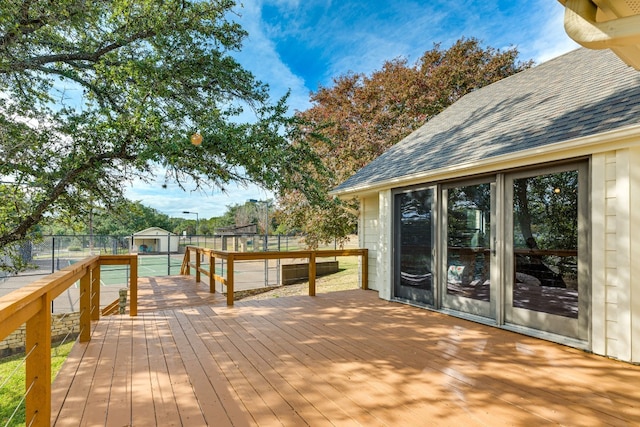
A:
[125, 174, 273, 219]
[231, 1, 312, 112]
[526, 1, 580, 64]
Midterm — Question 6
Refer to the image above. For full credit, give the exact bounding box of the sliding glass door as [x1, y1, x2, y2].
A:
[391, 161, 589, 343]
[394, 187, 435, 306]
[441, 180, 496, 319]
[505, 162, 589, 340]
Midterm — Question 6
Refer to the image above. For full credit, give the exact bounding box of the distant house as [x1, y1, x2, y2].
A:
[332, 48, 640, 363]
[131, 227, 179, 254]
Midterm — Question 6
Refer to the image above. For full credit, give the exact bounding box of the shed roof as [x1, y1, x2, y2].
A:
[133, 227, 175, 236]
[333, 48, 640, 195]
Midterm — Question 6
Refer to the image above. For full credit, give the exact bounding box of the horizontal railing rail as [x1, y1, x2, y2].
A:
[0, 254, 137, 427]
[181, 246, 369, 306]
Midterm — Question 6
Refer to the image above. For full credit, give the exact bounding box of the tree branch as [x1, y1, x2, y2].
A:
[30, 64, 125, 112]
[0, 150, 137, 248]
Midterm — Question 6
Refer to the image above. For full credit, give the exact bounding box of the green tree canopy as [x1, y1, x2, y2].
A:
[91, 201, 175, 236]
[280, 37, 533, 248]
[0, 0, 323, 271]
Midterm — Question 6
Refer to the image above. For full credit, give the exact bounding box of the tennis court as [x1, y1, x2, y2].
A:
[98, 254, 186, 286]
[2, 252, 357, 313]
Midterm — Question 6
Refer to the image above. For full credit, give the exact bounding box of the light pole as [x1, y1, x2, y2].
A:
[182, 211, 199, 247]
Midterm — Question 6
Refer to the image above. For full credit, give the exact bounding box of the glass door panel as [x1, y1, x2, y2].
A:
[394, 188, 434, 306]
[442, 181, 494, 319]
[506, 163, 589, 340]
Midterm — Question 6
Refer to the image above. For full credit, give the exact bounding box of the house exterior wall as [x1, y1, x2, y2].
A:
[591, 153, 607, 356]
[378, 190, 393, 300]
[630, 148, 640, 362]
[356, 145, 640, 363]
[359, 195, 380, 291]
[593, 147, 640, 363]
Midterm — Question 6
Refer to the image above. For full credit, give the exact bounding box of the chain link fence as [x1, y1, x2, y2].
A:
[2, 233, 344, 279]
[0, 234, 355, 314]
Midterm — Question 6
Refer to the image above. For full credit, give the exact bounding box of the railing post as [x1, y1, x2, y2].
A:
[210, 253, 215, 293]
[309, 251, 316, 296]
[80, 269, 91, 342]
[196, 248, 201, 283]
[90, 263, 100, 321]
[227, 254, 234, 306]
[25, 293, 51, 427]
[130, 256, 138, 316]
[180, 247, 189, 275]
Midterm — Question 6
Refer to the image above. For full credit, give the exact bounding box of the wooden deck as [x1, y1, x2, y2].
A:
[51, 276, 640, 426]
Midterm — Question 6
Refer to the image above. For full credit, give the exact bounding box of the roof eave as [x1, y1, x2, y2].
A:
[559, 0, 640, 70]
[330, 124, 640, 198]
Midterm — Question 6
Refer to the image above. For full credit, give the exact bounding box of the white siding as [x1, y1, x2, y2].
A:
[378, 190, 393, 300]
[594, 148, 640, 363]
[606, 152, 619, 356]
[360, 195, 379, 291]
[591, 153, 606, 356]
[615, 149, 631, 361]
[629, 148, 640, 362]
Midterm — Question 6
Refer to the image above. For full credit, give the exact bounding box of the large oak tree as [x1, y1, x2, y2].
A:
[280, 38, 533, 248]
[0, 0, 323, 272]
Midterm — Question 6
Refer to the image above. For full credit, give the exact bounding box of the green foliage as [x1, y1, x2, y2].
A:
[43, 200, 178, 236]
[279, 192, 357, 248]
[447, 184, 491, 248]
[0, 341, 74, 427]
[93, 200, 175, 235]
[514, 171, 579, 250]
[280, 37, 533, 247]
[0, 0, 324, 272]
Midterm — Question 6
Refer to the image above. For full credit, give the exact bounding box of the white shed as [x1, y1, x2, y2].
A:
[131, 227, 179, 253]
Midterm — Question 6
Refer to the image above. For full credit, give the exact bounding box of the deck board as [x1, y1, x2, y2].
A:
[201, 305, 335, 427]
[130, 314, 155, 426]
[196, 306, 326, 426]
[51, 276, 640, 426]
[143, 312, 182, 426]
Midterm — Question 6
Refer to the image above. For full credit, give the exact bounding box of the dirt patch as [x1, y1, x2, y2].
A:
[230, 286, 281, 300]
[235, 275, 359, 301]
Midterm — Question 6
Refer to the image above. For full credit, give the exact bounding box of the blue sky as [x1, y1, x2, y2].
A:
[126, 0, 579, 220]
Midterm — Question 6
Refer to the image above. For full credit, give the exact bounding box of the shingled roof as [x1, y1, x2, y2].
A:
[333, 48, 640, 194]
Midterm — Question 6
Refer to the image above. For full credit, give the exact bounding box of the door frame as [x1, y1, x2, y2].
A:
[439, 177, 497, 321]
[392, 185, 437, 306]
[389, 159, 591, 347]
[503, 161, 590, 341]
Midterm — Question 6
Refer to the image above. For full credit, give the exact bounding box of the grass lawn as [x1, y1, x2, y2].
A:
[238, 256, 362, 300]
[0, 341, 75, 427]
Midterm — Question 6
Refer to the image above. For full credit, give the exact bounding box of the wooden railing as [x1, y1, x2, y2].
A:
[0, 254, 137, 427]
[180, 246, 369, 306]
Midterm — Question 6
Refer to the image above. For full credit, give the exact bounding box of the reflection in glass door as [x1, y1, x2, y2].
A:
[442, 181, 495, 319]
[506, 163, 589, 340]
[394, 188, 434, 306]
